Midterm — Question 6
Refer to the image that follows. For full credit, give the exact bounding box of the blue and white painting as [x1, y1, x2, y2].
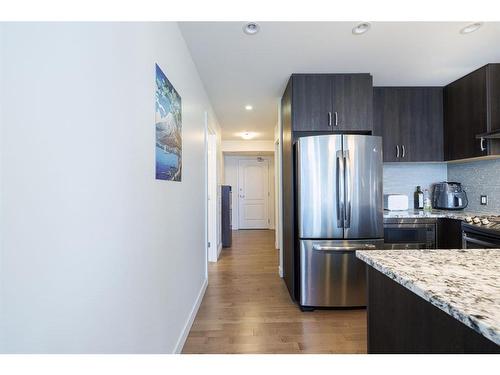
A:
[155, 63, 182, 181]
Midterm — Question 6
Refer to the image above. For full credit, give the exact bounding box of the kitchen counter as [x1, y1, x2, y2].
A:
[356, 249, 500, 346]
[383, 209, 495, 220]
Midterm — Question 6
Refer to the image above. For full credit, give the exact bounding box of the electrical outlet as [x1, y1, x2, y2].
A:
[480, 195, 488, 205]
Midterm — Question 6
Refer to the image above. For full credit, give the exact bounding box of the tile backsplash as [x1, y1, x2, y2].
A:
[383, 159, 500, 214]
[447, 158, 500, 214]
[383, 162, 447, 208]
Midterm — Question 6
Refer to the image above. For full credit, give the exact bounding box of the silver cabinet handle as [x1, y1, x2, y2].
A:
[396, 145, 400, 158]
[480, 137, 486, 152]
[336, 150, 344, 228]
[328, 112, 332, 127]
[402, 144, 406, 158]
[334, 111, 339, 126]
[344, 150, 351, 228]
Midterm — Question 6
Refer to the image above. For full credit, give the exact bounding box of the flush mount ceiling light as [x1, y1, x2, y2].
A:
[240, 132, 256, 140]
[243, 22, 260, 35]
[352, 22, 371, 35]
[460, 22, 483, 34]
[245, 105, 253, 110]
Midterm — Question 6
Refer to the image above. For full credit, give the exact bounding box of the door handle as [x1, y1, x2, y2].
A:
[396, 145, 400, 158]
[312, 244, 376, 252]
[328, 112, 332, 127]
[334, 111, 339, 126]
[344, 150, 351, 228]
[336, 150, 344, 228]
[462, 234, 494, 248]
[480, 137, 486, 152]
[402, 144, 406, 158]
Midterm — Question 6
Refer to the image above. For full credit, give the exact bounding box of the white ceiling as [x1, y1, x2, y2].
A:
[179, 22, 500, 140]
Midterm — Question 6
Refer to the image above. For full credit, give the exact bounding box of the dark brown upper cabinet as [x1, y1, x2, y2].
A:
[291, 73, 373, 132]
[332, 74, 374, 131]
[444, 63, 500, 161]
[292, 75, 333, 131]
[373, 87, 444, 162]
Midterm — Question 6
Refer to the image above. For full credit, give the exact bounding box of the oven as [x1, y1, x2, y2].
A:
[383, 218, 437, 249]
[462, 223, 500, 249]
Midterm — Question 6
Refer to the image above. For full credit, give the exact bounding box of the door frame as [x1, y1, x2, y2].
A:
[206, 116, 218, 263]
[276, 100, 284, 278]
[274, 138, 281, 250]
[237, 158, 270, 229]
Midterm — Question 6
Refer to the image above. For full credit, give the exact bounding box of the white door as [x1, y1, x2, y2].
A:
[238, 159, 269, 229]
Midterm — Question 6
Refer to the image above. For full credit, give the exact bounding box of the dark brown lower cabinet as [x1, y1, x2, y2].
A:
[437, 218, 463, 249]
[367, 266, 499, 353]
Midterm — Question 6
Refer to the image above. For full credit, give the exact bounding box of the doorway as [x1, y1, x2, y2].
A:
[206, 124, 218, 263]
[238, 158, 269, 229]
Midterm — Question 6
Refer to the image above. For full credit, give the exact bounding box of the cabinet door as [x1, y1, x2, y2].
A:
[487, 63, 500, 132]
[444, 68, 487, 161]
[332, 74, 373, 132]
[292, 75, 333, 131]
[374, 87, 444, 162]
[406, 88, 444, 162]
[373, 88, 404, 162]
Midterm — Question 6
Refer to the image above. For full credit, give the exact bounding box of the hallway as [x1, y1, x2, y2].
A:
[182, 230, 367, 354]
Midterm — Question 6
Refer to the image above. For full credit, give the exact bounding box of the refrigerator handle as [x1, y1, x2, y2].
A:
[312, 244, 377, 252]
[344, 150, 351, 228]
[336, 150, 344, 228]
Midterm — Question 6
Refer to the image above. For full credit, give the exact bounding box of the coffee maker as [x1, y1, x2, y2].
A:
[432, 182, 468, 210]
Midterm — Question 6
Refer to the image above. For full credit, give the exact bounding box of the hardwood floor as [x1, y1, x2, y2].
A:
[182, 230, 367, 354]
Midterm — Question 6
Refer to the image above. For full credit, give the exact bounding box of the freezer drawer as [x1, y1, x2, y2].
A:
[300, 239, 383, 307]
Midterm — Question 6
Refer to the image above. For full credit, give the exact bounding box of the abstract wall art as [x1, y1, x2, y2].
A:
[155, 63, 182, 181]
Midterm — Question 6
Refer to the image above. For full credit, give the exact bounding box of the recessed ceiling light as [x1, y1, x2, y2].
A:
[352, 22, 371, 35]
[245, 105, 253, 110]
[240, 132, 256, 140]
[460, 22, 483, 34]
[243, 22, 260, 35]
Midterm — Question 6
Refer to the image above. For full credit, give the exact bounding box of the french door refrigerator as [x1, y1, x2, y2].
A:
[297, 134, 383, 308]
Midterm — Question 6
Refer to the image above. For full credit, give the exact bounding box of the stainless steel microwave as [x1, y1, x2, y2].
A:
[383, 218, 437, 249]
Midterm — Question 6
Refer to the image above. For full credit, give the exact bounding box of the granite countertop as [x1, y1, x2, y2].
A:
[356, 249, 500, 346]
[383, 209, 496, 220]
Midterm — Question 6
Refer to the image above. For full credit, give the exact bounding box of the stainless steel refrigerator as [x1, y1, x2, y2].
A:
[297, 134, 383, 308]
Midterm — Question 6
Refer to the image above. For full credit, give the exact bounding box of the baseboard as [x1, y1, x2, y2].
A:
[278, 266, 283, 278]
[173, 277, 208, 354]
[217, 243, 222, 259]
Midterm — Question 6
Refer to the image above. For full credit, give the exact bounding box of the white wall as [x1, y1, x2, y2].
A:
[224, 155, 274, 230]
[221, 140, 274, 153]
[0, 22, 217, 353]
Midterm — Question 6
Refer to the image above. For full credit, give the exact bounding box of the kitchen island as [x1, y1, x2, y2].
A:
[356, 249, 500, 353]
